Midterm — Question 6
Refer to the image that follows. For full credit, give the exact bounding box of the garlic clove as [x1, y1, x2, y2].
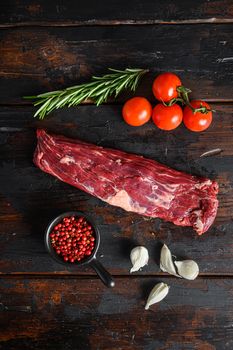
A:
[174, 260, 199, 280]
[145, 282, 169, 310]
[130, 246, 149, 273]
[160, 244, 180, 277]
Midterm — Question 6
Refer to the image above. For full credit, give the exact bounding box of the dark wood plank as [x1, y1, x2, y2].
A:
[1, 277, 233, 349]
[1, 0, 233, 26]
[0, 104, 232, 274]
[0, 25, 232, 104]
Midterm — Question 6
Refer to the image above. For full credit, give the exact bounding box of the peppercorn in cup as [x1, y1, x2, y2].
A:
[50, 215, 96, 263]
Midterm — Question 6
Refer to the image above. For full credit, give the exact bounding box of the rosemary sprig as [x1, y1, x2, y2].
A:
[24, 68, 149, 119]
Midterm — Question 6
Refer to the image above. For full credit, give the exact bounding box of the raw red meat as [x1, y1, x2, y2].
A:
[34, 129, 218, 235]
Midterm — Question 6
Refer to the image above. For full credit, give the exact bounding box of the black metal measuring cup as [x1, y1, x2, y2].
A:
[45, 211, 115, 288]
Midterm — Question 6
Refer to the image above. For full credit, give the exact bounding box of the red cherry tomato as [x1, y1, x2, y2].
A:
[152, 103, 183, 131]
[183, 100, 212, 132]
[122, 97, 152, 126]
[152, 72, 182, 103]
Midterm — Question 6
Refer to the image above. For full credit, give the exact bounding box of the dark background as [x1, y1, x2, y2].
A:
[0, 1, 233, 349]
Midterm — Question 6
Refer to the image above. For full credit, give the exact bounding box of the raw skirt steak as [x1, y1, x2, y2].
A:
[34, 129, 218, 235]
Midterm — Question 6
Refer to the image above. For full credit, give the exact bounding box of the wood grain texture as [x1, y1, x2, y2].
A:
[1, 0, 233, 26]
[1, 277, 233, 349]
[1, 2, 233, 349]
[0, 104, 232, 274]
[0, 25, 233, 104]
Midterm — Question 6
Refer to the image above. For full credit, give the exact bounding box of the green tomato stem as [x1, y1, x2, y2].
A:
[176, 86, 212, 114]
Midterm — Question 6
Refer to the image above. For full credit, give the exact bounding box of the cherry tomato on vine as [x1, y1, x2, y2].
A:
[152, 72, 182, 102]
[122, 97, 152, 126]
[183, 100, 212, 132]
[152, 103, 183, 131]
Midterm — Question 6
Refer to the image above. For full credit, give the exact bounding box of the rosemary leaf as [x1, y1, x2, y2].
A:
[24, 68, 148, 119]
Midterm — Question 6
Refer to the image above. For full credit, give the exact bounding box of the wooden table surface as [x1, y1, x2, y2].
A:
[0, 1, 233, 349]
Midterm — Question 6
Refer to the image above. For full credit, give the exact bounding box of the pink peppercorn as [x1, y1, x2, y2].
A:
[50, 216, 95, 263]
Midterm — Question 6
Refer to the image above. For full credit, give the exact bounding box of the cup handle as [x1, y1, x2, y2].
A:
[90, 258, 115, 288]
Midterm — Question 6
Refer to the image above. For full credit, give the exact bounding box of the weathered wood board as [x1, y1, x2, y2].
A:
[1, 0, 233, 25]
[1, 277, 233, 350]
[0, 25, 233, 103]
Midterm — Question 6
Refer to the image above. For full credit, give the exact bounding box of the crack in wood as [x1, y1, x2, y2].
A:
[1, 18, 233, 28]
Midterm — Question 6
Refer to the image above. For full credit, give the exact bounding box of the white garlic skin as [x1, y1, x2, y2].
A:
[130, 246, 149, 273]
[174, 260, 199, 280]
[160, 244, 180, 277]
[145, 282, 169, 310]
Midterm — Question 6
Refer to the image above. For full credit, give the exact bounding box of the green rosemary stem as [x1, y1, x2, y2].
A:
[24, 68, 149, 119]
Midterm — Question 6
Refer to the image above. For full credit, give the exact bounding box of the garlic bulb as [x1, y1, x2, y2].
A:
[174, 260, 199, 280]
[130, 246, 149, 273]
[160, 244, 180, 277]
[145, 282, 169, 310]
